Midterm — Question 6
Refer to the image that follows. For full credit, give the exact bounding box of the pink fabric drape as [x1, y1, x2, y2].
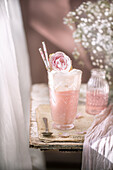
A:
[82, 104, 113, 170]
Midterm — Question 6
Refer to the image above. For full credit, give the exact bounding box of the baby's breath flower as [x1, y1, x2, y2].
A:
[99, 59, 103, 63]
[75, 16, 79, 19]
[100, 65, 104, 69]
[105, 11, 109, 16]
[96, 46, 102, 52]
[91, 56, 94, 60]
[93, 50, 97, 54]
[92, 62, 96, 66]
[109, 17, 112, 21]
[91, 41, 96, 46]
[64, 0, 113, 85]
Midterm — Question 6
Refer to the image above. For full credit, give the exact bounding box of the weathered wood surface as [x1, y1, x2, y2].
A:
[29, 83, 92, 151]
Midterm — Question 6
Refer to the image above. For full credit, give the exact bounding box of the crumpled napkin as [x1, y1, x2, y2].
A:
[82, 104, 113, 170]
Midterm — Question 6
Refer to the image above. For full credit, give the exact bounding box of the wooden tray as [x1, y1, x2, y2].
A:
[36, 104, 94, 143]
[29, 83, 94, 151]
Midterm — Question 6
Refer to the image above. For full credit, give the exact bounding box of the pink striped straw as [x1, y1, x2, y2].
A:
[42, 41, 50, 71]
[39, 48, 48, 70]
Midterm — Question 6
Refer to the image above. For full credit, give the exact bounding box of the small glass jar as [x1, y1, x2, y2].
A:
[86, 68, 109, 115]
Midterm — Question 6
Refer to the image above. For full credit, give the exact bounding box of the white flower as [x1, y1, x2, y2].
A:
[109, 17, 112, 21]
[96, 59, 99, 63]
[93, 50, 97, 54]
[88, 18, 92, 22]
[91, 56, 94, 60]
[96, 46, 102, 52]
[100, 65, 104, 69]
[81, 18, 84, 21]
[92, 62, 96, 66]
[84, 18, 88, 23]
[67, 11, 76, 17]
[100, 3, 105, 8]
[105, 65, 108, 69]
[99, 59, 102, 63]
[76, 16, 79, 19]
[99, 29, 103, 34]
[91, 41, 96, 46]
[78, 11, 82, 15]
[64, 0, 113, 85]
[69, 25, 74, 30]
[87, 33, 92, 38]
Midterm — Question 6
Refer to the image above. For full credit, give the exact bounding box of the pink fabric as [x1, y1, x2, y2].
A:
[82, 105, 113, 170]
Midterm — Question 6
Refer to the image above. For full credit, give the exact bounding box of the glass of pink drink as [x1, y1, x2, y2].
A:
[48, 69, 82, 130]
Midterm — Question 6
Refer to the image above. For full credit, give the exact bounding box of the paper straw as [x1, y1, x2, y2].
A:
[39, 48, 48, 70]
[42, 42, 50, 70]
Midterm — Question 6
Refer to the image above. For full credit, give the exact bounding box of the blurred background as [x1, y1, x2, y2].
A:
[19, 0, 96, 169]
[20, 0, 98, 84]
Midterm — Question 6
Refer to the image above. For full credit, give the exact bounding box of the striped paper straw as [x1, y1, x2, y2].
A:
[39, 48, 48, 70]
[42, 41, 50, 71]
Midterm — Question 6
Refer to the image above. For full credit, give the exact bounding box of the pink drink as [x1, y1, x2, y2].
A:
[48, 69, 82, 130]
[86, 90, 108, 115]
[50, 89, 79, 130]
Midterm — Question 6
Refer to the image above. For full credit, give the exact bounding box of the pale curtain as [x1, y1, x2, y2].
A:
[0, 0, 45, 169]
[82, 105, 113, 170]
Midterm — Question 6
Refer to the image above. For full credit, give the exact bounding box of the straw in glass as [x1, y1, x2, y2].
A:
[42, 41, 50, 71]
[39, 48, 48, 70]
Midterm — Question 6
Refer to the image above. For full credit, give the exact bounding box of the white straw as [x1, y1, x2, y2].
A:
[39, 48, 48, 70]
[42, 42, 50, 70]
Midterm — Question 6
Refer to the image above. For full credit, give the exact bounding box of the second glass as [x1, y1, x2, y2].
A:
[48, 69, 82, 130]
[86, 69, 109, 115]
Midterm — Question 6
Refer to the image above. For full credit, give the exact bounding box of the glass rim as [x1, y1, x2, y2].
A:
[48, 68, 82, 76]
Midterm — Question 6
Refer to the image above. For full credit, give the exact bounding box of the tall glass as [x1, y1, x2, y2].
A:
[48, 69, 82, 130]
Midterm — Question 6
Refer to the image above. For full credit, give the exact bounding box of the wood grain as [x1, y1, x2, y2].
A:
[29, 83, 94, 151]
